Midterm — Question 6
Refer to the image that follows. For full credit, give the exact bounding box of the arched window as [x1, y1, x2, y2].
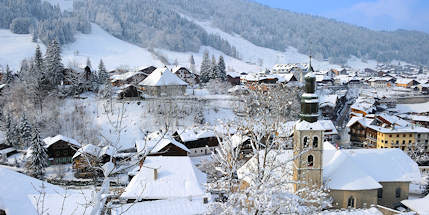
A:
[347, 196, 355, 208]
[307, 155, 314, 167]
[313, 136, 318, 148]
[303, 136, 309, 148]
[395, 188, 401, 198]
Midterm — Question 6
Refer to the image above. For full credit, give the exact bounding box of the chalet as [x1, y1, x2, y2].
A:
[135, 131, 190, 157]
[121, 156, 206, 203]
[172, 66, 199, 85]
[368, 77, 394, 88]
[396, 78, 419, 88]
[43, 135, 80, 165]
[240, 74, 278, 85]
[111, 71, 149, 87]
[227, 72, 241, 86]
[116, 84, 139, 99]
[72, 144, 116, 178]
[276, 73, 298, 84]
[173, 127, 219, 156]
[346, 117, 376, 147]
[350, 97, 377, 117]
[138, 67, 188, 97]
[138, 65, 156, 75]
[417, 84, 429, 94]
[410, 115, 429, 128]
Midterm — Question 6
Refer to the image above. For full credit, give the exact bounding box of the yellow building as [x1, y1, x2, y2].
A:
[370, 125, 429, 152]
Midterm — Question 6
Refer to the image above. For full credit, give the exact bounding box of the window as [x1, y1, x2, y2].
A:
[410, 134, 412, 137]
[395, 188, 401, 198]
[389, 135, 392, 137]
[313, 136, 318, 148]
[402, 140, 406, 145]
[403, 134, 406, 137]
[303, 137, 309, 148]
[396, 141, 399, 145]
[347, 196, 355, 208]
[418, 134, 421, 138]
[307, 155, 314, 167]
[397, 134, 399, 137]
[377, 188, 383, 199]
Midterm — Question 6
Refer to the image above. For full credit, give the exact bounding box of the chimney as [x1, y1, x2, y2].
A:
[153, 168, 158, 180]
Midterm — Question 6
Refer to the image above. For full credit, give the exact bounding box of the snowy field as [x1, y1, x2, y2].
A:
[60, 92, 237, 150]
[0, 29, 46, 71]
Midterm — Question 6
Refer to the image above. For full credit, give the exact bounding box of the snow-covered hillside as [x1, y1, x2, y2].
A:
[0, 29, 46, 71]
[184, 16, 341, 71]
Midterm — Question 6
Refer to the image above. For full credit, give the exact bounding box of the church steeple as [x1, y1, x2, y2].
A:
[299, 57, 319, 123]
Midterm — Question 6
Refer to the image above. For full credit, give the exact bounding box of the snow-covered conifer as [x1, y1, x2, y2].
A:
[200, 51, 211, 83]
[17, 114, 33, 148]
[97, 59, 109, 84]
[217, 55, 227, 80]
[45, 39, 64, 87]
[27, 128, 48, 178]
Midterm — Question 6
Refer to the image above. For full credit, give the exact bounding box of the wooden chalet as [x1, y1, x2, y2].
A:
[117, 84, 140, 99]
[148, 139, 190, 156]
[227, 72, 241, 86]
[173, 128, 219, 156]
[72, 144, 102, 178]
[172, 66, 199, 85]
[43, 135, 80, 165]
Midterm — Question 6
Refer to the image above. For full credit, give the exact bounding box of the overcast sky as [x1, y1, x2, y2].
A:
[251, 0, 429, 33]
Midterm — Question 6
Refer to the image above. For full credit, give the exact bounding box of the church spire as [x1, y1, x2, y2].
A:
[299, 56, 318, 123]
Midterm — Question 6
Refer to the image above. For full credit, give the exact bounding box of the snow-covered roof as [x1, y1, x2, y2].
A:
[150, 138, 190, 154]
[319, 95, 338, 108]
[110, 71, 144, 82]
[294, 120, 337, 135]
[176, 127, 216, 142]
[318, 120, 338, 135]
[377, 113, 411, 127]
[323, 150, 382, 190]
[0, 166, 92, 215]
[43, 135, 80, 149]
[346, 117, 375, 128]
[72, 144, 118, 159]
[401, 194, 429, 215]
[341, 149, 421, 183]
[120, 156, 206, 200]
[275, 73, 296, 83]
[0, 84, 6, 90]
[295, 120, 324, 131]
[411, 115, 429, 122]
[171, 65, 189, 74]
[396, 78, 415, 85]
[112, 198, 207, 215]
[138, 67, 187, 87]
[238, 145, 421, 191]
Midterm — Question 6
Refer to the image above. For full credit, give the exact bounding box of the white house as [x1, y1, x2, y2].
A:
[138, 67, 188, 97]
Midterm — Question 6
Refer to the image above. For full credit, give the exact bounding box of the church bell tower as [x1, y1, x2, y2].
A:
[293, 57, 324, 192]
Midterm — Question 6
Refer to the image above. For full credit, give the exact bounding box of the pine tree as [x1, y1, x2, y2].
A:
[45, 39, 64, 87]
[217, 55, 227, 80]
[5, 115, 18, 147]
[210, 55, 218, 80]
[200, 51, 211, 83]
[34, 45, 44, 74]
[98, 59, 109, 84]
[27, 128, 48, 178]
[4, 65, 13, 84]
[189, 54, 196, 74]
[17, 115, 33, 148]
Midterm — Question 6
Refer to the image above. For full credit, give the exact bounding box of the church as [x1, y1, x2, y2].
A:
[292, 60, 421, 210]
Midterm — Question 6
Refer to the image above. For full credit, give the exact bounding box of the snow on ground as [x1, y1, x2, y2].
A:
[0, 29, 46, 71]
[346, 56, 378, 70]
[157, 46, 261, 74]
[61, 92, 236, 150]
[62, 23, 164, 71]
[44, 0, 74, 11]
[319, 207, 382, 215]
[395, 101, 429, 114]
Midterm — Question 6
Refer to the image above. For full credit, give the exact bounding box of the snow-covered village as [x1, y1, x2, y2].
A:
[1, 0, 429, 215]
